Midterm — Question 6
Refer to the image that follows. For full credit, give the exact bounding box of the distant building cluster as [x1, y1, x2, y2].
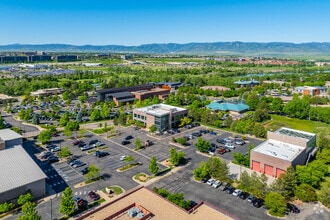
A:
[294, 86, 328, 96]
[0, 51, 79, 63]
[96, 82, 182, 106]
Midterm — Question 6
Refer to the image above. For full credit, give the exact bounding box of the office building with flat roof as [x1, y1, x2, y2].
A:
[133, 104, 188, 132]
[250, 127, 316, 178]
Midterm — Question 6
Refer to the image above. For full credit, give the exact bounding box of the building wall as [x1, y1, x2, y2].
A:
[267, 131, 308, 148]
[250, 150, 291, 178]
[0, 179, 46, 203]
[5, 137, 23, 147]
[0, 141, 5, 150]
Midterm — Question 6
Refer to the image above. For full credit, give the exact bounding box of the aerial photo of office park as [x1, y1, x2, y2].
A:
[0, 1, 330, 220]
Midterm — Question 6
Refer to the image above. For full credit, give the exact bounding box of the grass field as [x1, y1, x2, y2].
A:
[264, 114, 330, 135]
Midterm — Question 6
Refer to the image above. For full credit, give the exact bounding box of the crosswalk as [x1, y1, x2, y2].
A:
[55, 190, 97, 198]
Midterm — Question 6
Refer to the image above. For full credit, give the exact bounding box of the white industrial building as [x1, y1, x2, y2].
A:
[0, 129, 47, 203]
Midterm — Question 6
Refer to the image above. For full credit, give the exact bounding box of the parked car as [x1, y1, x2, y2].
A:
[216, 139, 226, 144]
[209, 131, 217, 135]
[225, 186, 235, 194]
[247, 195, 256, 203]
[200, 129, 208, 134]
[94, 151, 109, 158]
[92, 141, 105, 147]
[225, 143, 235, 149]
[78, 142, 86, 147]
[125, 135, 133, 140]
[67, 156, 79, 165]
[232, 189, 242, 197]
[219, 182, 229, 191]
[80, 145, 93, 151]
[253, 198, 264, 208]
[239, 192, 249, 200]
[80, 167, 89, 175]
[224, 137, 233, 143]
[72, 140, 83, 146]
[73, 161, 86, 168]
[210, 143, 218, 148]
[39, 151, 53, 159]
[212, 180, 222, 188]
[191, 132, 201, 137]
[88, 139, 98, 145]
[120, 155, 128, 161]
[201, 176, 210, 183]
[73, 196, 81, 203]
[47, 156, 59, 163]
[217, 147, 226, 155]
[235, 139, 246, 145]
[286, 203, 300, 213]
[224, 147, 231, 152]
[206, 178, 216, 186]
[88, 191, 100, 201]
[121, 140, 130, 145]
[50, 146, 61, 152]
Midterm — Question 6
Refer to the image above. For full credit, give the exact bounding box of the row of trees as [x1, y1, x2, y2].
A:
[193, 157, 230, 183]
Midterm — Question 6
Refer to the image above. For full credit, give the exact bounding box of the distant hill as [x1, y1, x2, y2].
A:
[1, 42, 330, 56]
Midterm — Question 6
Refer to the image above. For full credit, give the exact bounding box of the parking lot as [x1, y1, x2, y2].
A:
[21, 123, 326, 220]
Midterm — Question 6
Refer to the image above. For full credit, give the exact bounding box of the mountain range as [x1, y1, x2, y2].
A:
[1, 42, 330, 56]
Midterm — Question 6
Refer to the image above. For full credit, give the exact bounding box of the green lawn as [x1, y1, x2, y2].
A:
[264, 114, 330, 135]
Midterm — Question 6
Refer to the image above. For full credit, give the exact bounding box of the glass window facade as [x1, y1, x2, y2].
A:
[154, 115, 169, 132]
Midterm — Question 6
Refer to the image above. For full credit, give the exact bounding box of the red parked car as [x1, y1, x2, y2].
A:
[88, 191, 100, 201]
[72, 140, 83, 146]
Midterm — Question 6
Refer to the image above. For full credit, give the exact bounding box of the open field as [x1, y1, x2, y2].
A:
[264, 114, 330, 135]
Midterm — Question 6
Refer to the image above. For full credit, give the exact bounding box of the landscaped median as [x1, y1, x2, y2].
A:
[117, 162, 142, 172]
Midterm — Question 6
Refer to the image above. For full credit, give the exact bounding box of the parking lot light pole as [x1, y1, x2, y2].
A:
[50, 198, 52, 220]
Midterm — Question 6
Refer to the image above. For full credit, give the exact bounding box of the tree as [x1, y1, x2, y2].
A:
[85, 164, 100, 180]
[264, 192, 286, 217]
[175, 137, 187, 145]
[59, 112, 70, 126]
[246, 92, 259, 111]
[318, 132, 330, 151]
[65, 121, 80, 131]
[169, 148, 185, 166]
[32, 114, 39, 125]
[270, 166, 297, 199]
[76, 111, 82, 123]
[78, 128, 86, 138]
[63, 128, 73, 137]
[90, 109, 101, 121]
[193, 161, 209, 179]
[134, 138, 143, 150]
[149, 156, 159, 175]
[232, 152, 249, 167]
[60, 187, 75, 216]
[18, 202, 41, 220]
[316, 148, 330, 164]
[179, 117, 192, 127]
[207, 157, 230, 182]
[17, 191, 33, 205]
[294, 183, 317, 202]
[253, 124, 266, 138]
[58, 146, 71, 158]
[319, 182, 330, 207]
[38, 130, 51, 144]
[296, 160, 328, 188]
[195, 137, 210, 153]
[100, 103, 110, 119]
[62, 91, 69, 100]
[149, 125, 157, 133]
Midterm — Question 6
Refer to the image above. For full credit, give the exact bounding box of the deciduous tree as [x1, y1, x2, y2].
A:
[59, 187, 75, 216]
[149, 156, 159, 175]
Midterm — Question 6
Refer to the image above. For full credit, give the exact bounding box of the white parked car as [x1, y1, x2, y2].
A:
[212, 180, 222, 188]
[225, 143, 235, 149]
[120, 155, 128, 161]
[233, 189, 242, 197]
[206, 178, 216, 186]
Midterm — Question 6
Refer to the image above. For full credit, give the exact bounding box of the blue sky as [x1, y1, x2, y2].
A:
[0, 0, 329, 45]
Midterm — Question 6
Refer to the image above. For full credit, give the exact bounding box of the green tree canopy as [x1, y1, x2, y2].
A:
[195, 137, 211, 153]
[264, 192, 286, 217]
[85, 164, 100, 180]
[59, 187, 75, 216]
[149, 156, 159, 175]
[38, 130, 51, 144]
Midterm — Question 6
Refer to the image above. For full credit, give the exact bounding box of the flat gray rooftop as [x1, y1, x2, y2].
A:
[134, 104, 187, 117]
[0, 128, 22, 141]
[0, 145, 47, 193]
[253, 139, 305, 162]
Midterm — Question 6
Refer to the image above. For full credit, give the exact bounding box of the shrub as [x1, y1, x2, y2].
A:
[0, 202, 14, 214]
[294, 183, 317, 202]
